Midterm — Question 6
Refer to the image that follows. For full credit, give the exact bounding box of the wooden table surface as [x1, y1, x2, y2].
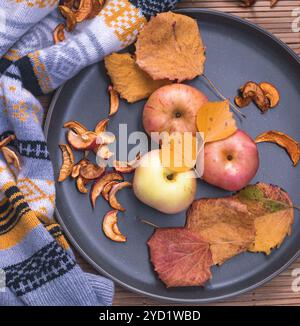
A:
[43, 0, 300, 306]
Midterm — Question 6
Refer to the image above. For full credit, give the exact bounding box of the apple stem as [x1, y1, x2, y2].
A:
[137, 217, 160, 229]
[201, 74, 246, 119]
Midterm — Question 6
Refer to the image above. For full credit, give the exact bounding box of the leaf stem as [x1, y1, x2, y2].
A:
[259, 197, 300, 213]
[137, 217, 160, 229]
[202, 74, 246, 119]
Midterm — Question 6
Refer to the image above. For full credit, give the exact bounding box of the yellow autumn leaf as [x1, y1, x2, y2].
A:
[248, 208, 294, 255]
[160, 134, 199, 173]
[196, 100, 237, 143]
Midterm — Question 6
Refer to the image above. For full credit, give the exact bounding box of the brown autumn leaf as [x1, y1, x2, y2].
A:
[255, 130, 300, 166]
[186, 197, 255, 265]
[148, 228, 213, 287]
[135, 12, 206, 82]
[104, 53, 170, 103]
[237, 183, 294, 255]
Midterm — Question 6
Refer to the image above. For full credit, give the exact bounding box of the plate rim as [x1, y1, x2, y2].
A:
[44, 8, 300, 304]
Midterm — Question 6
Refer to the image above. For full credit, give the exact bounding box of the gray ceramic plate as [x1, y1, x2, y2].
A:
[45, 9, 300, 303]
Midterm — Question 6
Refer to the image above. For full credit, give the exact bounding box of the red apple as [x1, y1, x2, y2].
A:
[201, 130, 259, 191]
[143, 84, 208, 142]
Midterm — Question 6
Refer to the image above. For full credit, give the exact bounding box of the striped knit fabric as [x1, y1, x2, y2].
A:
[0, 1, 59, 61]
[0, 0, 180, 306]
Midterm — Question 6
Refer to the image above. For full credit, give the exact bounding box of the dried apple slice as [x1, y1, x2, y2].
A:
[71, 158, 89, 178]
[64, 120, 88, 135]
[96, 132, 116, 146]
[72, 163, 81, 178]
[76, 176, 89, 194]
[112, 223, 122, 236]
[95, 118, 109, 134]
[259, 82, 280, 108]
[67, 130, 97, 150]
[90, 172, 124, 208]
[113, 163, 135, 174]
[80, 162, 105, 180]
[97, 145, 114, 160]
[128, 152, 141, 167]
[234, 95, 252, 108]
[102, 210, 126, 242]
[61, 0, 74, 8]
[74, 0, 93, 23]
[114, 152, 141, 173]
[108, 181, 132, 211]
[87, 0, 102, 19]
[108, 85, 120, 117]
[58, 144, 74, 182]
[59, 5, 77, 31]
[102, 181, 119, 201]
[2, 147, 21, 171]
[255, 130, 300, 166]
[241, 81, 270, 113]
[53, 23, 65, 44]
[94, 120, 110, 153]
[0, 134, 16, 149]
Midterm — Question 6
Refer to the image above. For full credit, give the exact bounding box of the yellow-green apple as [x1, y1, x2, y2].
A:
[133, 150, 197, 214]
[201, 130, 259, 191]
[143, 84, 208, 142]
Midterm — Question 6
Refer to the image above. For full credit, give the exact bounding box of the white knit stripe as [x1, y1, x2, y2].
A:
[75, 15, 123, 56]
[0, 0, 58, 57]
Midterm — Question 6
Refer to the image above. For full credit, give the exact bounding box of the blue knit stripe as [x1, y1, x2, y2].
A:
[129, 0, 179, 17]
[0, 224, 53, 268]
[4, 241, 76, 297]
[20, 266, 109, 306]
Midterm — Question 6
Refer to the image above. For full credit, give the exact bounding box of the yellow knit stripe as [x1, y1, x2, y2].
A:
[0, 197, 9, 218]
[0, 181, 68, 250]
[0, 210, 40, 250]
[46, 224, 70, 250]
[1, 181, 16, 192]
[28, 51, 52, 93]
[0, 195, 29, 228]
[0, 181, 40, 249]
[0, 207, 15, 227]
[8, 0, 58, 9]
[101, 0, 146, 47]
[0, 196, 8, 206]
[54, 234, 69, 250]
[34, 211, 52, 225]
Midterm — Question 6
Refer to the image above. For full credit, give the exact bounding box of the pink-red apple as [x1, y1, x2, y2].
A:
[143, 84, 208, 142]
[201, 130, 259, 191]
